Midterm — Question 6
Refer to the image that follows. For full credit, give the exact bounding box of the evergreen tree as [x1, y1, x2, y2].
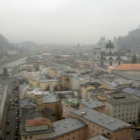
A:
[3, 68, 8, 77]
[131, 54, 137, 63]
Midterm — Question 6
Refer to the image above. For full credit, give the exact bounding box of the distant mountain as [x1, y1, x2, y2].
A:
[0, 34, 11, 49]
[0, 34, 13, 58]
[117, 26, 140, 50]
[17, 41, 40, 48]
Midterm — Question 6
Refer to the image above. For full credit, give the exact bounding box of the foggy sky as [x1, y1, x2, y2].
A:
[0, 0, 140, 44]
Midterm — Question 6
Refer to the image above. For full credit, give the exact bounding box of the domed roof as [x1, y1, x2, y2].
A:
[105, 40, 114, 48]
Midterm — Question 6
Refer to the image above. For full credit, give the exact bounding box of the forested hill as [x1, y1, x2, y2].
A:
[117, 27, 140, 50]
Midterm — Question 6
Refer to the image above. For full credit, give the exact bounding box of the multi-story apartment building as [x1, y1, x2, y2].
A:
[71, 108, 131, 140]
[105, 92, 139, 124]
[81, 82, 102, 99]
[20, 118, 87, 140]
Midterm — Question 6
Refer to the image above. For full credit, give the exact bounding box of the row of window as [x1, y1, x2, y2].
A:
[114, 112, 136, 115]
[114, 115, 136, 120]
[114, 109, 136, 112]
[26, 125, 48, 132]
[24, 136, 32, 139]
[114, 104, 137, 108]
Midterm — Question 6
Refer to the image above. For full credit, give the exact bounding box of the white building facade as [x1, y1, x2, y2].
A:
[105, 93, 139, 124]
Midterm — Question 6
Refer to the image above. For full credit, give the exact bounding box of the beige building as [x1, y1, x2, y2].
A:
[19, 86, 61, 119]
[19, 63, 36, 72]
[35, 91, 60, 119]
[71, 75, 88, 90]
[27, 78, 39, 87]
[81, 82, 102, 99]
[61, 72, 74, 90]
[71, 108, 131, 140]
[27, 77, 59, 91]
[47, 67, 58, 78]
[39, 79, 59, 91]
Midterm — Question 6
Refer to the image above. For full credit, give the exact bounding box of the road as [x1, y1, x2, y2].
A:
[2, 77, 20, 140]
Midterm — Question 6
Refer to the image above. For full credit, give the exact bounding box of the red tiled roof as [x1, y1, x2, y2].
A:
[109, 66, 117, 70]
[26, 117, 48, 126]
[117, 64, 140, 71]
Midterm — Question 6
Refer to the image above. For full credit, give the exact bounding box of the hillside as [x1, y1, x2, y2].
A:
[0, 34, 11, 49]
[17, 41, 40, 49]
[0, 34, 12, 58]
[117, 26, 140, 50]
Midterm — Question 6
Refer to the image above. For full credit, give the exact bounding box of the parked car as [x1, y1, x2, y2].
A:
[6, 120, 10, 124]
[14, 135, 18, 140]
[0, 136, 5, 140]
[6, 129, 10, 134]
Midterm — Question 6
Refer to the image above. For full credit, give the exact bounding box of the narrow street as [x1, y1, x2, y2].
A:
[1, 77, 20, 140]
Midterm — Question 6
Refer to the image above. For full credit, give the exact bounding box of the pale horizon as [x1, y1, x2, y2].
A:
[0, 0, 140, 44]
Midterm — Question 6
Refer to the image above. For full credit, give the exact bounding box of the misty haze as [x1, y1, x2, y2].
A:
[0, 0, 140, 140]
